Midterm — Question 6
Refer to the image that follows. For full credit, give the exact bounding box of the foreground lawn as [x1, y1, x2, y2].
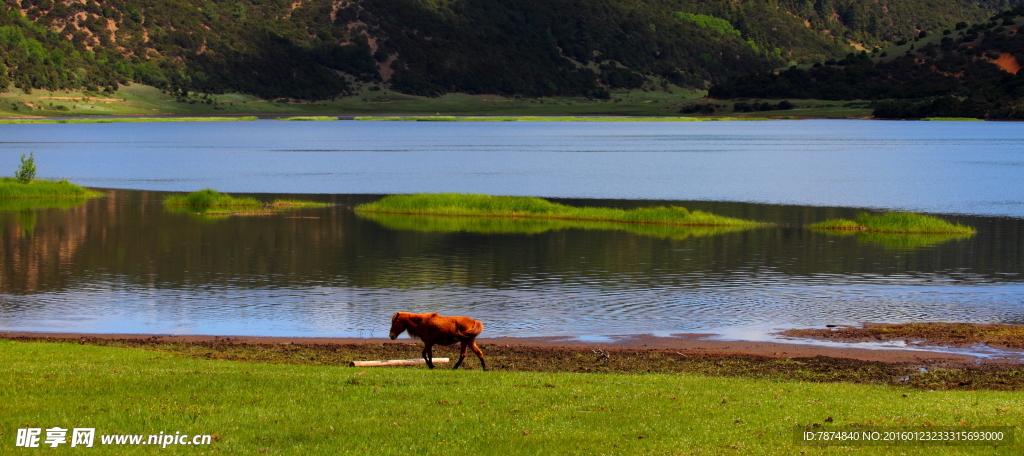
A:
[1, 340, 1021, 455]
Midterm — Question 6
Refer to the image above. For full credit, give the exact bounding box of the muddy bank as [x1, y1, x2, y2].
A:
[782, 323, 1024, 349]
[0, 331, 980, 363]
[3, 331, 1023, 390]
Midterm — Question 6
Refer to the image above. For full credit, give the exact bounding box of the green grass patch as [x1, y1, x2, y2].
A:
[163, 189, 262, 208]
[277, 116, 339, 121]
[360, 212, 755, 239]
[354, 115, 772, 121]
[922, 117, 985, 121]
[355, 194, 766, 227]
[2, 339, 1022, 455]
[808, 212, 976, 234]
[0, 116, 258, 124]
[163, 189, 331, 217]
[0, 177, 102, 199]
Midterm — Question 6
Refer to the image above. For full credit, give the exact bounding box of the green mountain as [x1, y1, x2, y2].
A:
[1, 0, 1021, 100]
[709, 7, 1024, 119]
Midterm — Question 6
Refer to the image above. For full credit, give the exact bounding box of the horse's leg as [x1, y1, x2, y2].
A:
[453, 341, 469, 370]
[469, 340, 487, 371]
[422, 343, 435, 369]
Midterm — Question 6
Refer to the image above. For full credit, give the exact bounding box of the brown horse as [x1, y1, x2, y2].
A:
[389, 312, 487, 370]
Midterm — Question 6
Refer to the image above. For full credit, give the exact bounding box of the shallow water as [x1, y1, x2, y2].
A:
[2, 119, 1023, 338]
[1, 119, 1023, 216]
[0, 190, 1021, 337]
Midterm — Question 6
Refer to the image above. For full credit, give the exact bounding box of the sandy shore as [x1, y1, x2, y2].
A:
[0, 331, 983, 364]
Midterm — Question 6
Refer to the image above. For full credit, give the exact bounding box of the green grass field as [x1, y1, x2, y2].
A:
[355, 194, 766, 227]
[0, 116, 257, 124]
[1, 340, 1021, 455]
[0, 83, 876, 119]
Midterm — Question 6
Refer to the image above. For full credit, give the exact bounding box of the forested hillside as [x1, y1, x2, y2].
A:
[709, 7, 1024, 118]
[1, 0, 1021, 100]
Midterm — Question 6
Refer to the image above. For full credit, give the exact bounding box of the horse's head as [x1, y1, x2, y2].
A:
[389, 312, 407, 340]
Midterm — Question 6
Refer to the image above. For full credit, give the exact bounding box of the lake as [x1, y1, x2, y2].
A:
[0, 119, 1022, 338]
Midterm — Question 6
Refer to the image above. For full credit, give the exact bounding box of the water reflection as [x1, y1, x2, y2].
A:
[0, 197, 95, 212]
[0, 190, 1021, 337]
[0, 194, 98, 238]
[813, 229, 976, 250]
[358, 212, 755, 239]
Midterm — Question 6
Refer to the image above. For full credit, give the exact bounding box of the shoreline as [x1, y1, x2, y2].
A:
[0, 330, 990, 365]
[0, 114, 1001, 122]
[9, 327, 1024, 389]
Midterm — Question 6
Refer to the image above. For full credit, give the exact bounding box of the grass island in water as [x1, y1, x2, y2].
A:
[164, 189, 330, 216]
[809, 212, 975, 234]
[0, 177, 102, 199]
[277, 116, 339, 121]
[354, 193, 767, 227]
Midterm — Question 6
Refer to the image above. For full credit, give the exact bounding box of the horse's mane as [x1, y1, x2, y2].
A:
[405, 326, 421, 340]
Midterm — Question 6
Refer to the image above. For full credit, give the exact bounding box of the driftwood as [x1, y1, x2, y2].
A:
[350, 358, 450, 367]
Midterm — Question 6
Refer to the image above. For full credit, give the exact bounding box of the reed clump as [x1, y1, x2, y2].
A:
[809, 212, 975, 234]
[0, 177, 102, 199]
[354, 193, 766, 227]
[163, 189, 262, 208]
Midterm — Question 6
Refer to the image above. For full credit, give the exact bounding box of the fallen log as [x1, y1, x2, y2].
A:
[350, 358, 450, 367]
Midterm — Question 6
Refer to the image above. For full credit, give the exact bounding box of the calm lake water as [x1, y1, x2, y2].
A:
[1, 119, 1022, 338]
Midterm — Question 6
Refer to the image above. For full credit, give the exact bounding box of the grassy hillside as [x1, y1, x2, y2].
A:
[1, 0, 1022, 101]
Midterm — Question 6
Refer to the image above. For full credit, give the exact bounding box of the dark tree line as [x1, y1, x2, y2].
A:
[710, 8, 1024, 118]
